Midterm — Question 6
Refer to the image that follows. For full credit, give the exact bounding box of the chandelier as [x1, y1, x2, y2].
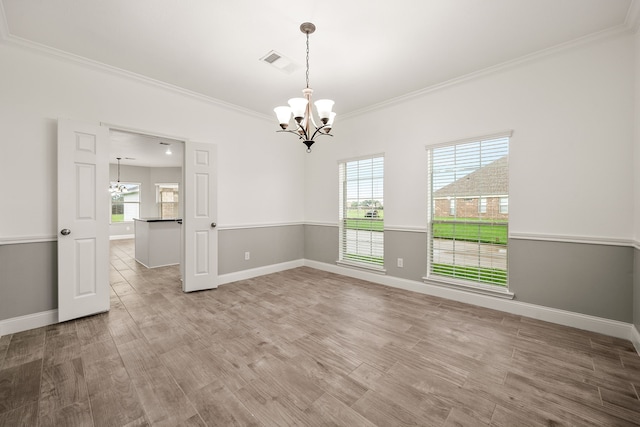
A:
[274, 22, 335, 153]
[109, 157, 126, 194]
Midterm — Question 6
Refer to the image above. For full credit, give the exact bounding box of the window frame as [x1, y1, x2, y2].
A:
[425, 131, 513, 297]
[110, 182, 141, 223]
[337, 154, 386, 273]
[479, 197, 487, 214]
[156, 182, 180, 219]
[499, 197, 509, 214]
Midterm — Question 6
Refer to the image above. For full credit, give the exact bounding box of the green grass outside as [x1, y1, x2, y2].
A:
[345, 208, 384, 232]
[345, 218, 384, 232]
[432, 263, 507, 286]
[432, 219, 507, 245]
[111, 214, 124, 222]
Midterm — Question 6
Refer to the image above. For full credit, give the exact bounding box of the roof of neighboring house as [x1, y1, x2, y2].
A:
[434, 155, 508, 198]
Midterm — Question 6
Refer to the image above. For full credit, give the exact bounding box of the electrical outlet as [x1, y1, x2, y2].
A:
[244, 252, 250, 261]
[397, 258, 403, 268]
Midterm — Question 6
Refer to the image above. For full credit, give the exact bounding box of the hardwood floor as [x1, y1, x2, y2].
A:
[1, 239, 639, 426]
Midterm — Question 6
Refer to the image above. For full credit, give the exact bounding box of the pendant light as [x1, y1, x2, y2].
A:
[274, 22, 335, 153]
[109, 157, 126, 194]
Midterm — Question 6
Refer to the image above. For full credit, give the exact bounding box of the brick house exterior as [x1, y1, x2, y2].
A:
[433, 156, 508, 220]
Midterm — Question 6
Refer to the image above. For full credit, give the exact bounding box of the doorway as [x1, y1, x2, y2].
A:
[58, 119, 218, 322]
[108, 129, 184, 285]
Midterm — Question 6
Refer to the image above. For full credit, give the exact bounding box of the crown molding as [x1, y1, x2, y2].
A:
[1, 2, 637, 122]
[0, 29, 272, 122]
[625, 0, 640, 33]
[0, 1, 8, 40]
[342, 23, 634, 121]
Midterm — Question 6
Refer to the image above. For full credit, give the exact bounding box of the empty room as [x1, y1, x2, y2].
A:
[1, 0, 640, 425]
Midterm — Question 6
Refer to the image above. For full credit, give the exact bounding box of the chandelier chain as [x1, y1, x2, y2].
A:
[305, 32, 310, 89]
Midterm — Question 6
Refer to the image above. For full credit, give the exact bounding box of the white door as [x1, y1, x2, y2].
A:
[57, 119, 110, 322]
[183, 141, 218, 292]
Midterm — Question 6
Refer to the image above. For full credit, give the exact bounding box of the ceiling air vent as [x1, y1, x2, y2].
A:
[263, 52, 281, 64]
[259, 50, 297, 74]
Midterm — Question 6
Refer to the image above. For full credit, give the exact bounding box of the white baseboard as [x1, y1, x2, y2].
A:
[217, 259, 305, 286]
[109, 234, 134, 240]
[304, 259, 635, 343]
[631, 325, 640, 356]
[0, 309, 58, 337]
[2, 261, 638, 357]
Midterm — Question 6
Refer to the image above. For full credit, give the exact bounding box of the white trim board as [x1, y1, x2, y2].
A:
[217, 222, 304, 231]
[509, 232, 634, 247]
[0, 235, 57, 245]
[2, 259, 638, 358]
[304, 259, 637, 345]
[0, 310, 58, 337]
[632, 325, 640, 356]
[218, 259, 305, 286]
[109, 234, 134, 241]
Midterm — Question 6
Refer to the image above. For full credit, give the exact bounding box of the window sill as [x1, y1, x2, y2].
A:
[422, 275, 514, 300]
[337, 260, 387, 275]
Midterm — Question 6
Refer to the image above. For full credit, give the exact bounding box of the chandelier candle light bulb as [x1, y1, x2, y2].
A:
[274, 22, 335, 152]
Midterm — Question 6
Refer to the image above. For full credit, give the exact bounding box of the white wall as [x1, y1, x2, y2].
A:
[305, 33, 635, 242]
[0, 42, 305, 241]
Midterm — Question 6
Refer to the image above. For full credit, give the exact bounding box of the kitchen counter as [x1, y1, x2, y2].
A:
[133, 218, 181, 268]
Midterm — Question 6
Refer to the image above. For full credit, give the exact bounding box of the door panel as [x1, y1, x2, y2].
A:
[183, 141, 217, 292]
[58, 119, 110, 322]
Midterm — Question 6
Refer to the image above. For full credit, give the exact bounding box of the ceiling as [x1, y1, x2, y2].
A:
[109, 129, 183, 167]
[0, 1, 637, 164]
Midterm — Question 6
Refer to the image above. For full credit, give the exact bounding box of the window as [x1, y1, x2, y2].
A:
[339, 155, 384, 269]
[156, 183, 179, 219]
[479, 197, 487, 214]
[427, 133, 509, 287]
[111, 183, 140, 222]
[499, 197, 508, 214]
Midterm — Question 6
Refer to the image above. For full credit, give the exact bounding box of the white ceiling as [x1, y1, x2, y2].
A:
[0, 1, 637, 164]
[109, 129, 183, 167]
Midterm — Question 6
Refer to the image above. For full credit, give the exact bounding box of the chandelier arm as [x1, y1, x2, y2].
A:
[277, 129, 307, 141]
[309, 126, 333, 141]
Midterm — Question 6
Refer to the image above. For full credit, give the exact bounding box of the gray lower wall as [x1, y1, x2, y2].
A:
[304, 224, 338, 265]
[303, 226, 429, 282]
[509, 239, 633, 323]
[0, 241, 57, 321]
[384, 230, 428, 281]
[218, 225, 304, 275]
[634, 247, 640, 330]
[0, 226, 637, 327]
[303, 225, 635, 324]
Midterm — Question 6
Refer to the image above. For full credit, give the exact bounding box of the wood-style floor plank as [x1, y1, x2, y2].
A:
[0, 238, 639, 426]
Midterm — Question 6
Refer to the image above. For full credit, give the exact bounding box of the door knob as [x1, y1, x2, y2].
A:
[211, 222, 217, 228]
[60, 229, 71, 236]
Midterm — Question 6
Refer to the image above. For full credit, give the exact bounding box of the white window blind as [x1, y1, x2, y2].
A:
[427, 136, 509, 287]
[339, 155, 384, 268]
